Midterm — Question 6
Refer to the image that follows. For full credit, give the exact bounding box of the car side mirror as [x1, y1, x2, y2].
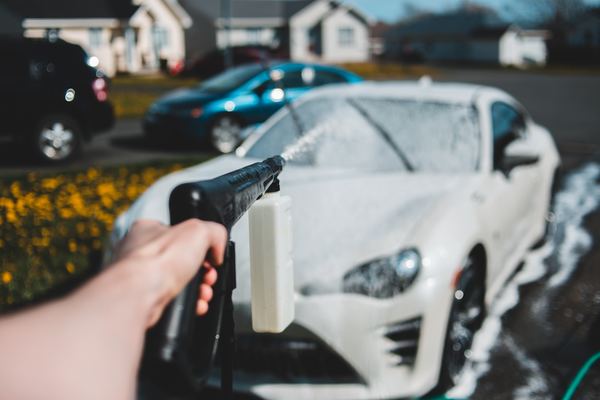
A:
[500, 154, 539, 177]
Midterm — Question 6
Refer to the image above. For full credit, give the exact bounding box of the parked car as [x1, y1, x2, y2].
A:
[182, 46, 287, 79]
[143, 62, 362, 153]
[0, 37, 114, 163]
[113, 81, 559, 399]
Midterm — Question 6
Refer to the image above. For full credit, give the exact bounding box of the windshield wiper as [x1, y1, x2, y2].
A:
[347, 99, 415, 172]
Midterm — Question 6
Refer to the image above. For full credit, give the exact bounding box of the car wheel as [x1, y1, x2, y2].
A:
[210, 115, 242, 153]
[438, 255, 486, 390]
[33, 114, 82, 163]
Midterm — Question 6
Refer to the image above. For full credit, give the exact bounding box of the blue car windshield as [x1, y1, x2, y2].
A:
[199, 64, 264, 93]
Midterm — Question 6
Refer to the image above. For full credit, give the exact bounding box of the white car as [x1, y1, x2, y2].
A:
[112, 81, 560, 399]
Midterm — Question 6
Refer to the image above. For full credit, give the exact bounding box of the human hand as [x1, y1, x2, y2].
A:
[114, 219, 227, 326]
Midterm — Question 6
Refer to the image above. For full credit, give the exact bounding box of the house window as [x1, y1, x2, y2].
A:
[89, 28, 103, 48]
[247, 28, 261, 44]
[152, 26, 169, 50]
[338, 27, 355, 46]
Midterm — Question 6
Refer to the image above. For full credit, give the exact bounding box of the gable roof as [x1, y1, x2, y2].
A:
[4, 0, 139, 20]
[179, 0, 313, 20]
[388, 8, 505, 39]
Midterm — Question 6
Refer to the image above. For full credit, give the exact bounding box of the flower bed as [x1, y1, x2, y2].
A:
[0, 158, 209, 309]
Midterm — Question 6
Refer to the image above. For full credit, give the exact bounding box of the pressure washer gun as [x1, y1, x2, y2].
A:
[141, 155, 295, 397]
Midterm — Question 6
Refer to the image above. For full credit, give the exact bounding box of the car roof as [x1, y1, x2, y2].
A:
[247, 60, 350, 72]
[300, 80, 503, 105]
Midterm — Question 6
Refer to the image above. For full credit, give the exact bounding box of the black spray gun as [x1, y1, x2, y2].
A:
[141, 155, 294, 397]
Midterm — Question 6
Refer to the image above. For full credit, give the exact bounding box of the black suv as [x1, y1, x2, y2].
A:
[0, 37, 114, 163]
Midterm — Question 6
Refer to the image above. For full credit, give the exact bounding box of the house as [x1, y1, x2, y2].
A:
[385, 7, 549, 67]
[2, 0, 192, 76]
[567, 8, 600, 49]
[179, 0, 372, 64]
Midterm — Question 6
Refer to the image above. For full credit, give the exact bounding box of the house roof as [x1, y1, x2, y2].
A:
[313, 1, 371, 26]
[179, 0, 313, 21]
[4, 0, 139, 20]
[388, 8, 505, 39]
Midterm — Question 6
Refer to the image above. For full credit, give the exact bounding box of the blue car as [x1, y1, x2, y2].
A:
[143, 62, 362, 153]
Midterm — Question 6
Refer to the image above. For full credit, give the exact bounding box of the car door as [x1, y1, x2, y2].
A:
[486, 101, 541, 277]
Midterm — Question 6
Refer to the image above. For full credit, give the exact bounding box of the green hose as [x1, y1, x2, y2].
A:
[418, 353, 600, 400]
[562, 351, 600, 400]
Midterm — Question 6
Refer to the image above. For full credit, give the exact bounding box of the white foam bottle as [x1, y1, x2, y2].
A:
[248, 180, 294, 333]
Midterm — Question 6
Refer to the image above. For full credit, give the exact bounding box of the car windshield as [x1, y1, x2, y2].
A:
[245, 97, 481, 173]
[199, 64, 263, 93]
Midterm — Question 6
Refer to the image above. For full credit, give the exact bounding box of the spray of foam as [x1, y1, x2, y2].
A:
[281, 120, 333, 162]
[447, 162, 600, 399]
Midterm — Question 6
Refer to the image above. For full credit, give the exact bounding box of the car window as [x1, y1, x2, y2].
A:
[279, 69, 306, 89]
[352, 98, 481, 172]
[314, 70, 347, 86]
[246, 98, 404, 171]
[491, 102, 525, 143]
[491, 102, 527, 167]
[245, 97, 481, 173]
[199, 64, 263, 93]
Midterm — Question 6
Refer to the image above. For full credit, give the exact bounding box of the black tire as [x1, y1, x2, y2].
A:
[32, 114, 82, 163]
[209, 114, 243, 154]
[436, 255, 486, 392]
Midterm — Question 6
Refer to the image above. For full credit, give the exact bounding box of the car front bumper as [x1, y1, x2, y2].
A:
[224, 276, 454, 400]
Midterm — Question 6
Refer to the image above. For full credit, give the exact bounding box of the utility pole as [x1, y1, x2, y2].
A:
[221, 0, 233, 70]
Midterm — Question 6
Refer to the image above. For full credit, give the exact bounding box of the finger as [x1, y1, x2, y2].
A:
[202, 267, 218, 286]
[199, 283, 213, 302]
[196, 299, 209, 316]
[167, 220, 227, 269]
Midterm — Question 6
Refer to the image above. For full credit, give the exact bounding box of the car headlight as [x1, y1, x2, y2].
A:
[342, 249, 421, 298]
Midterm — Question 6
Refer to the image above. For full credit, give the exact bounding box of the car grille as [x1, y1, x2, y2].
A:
[216, 331, 363, 384]
[384, 317, 422, 366]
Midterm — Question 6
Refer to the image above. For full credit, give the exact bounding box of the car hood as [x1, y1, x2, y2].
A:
[154, 87, 221, 110]
[114, 156, 468, 301]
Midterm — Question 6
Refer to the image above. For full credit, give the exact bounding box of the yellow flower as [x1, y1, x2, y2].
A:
[68, 239, 77, 252]
[66, 262, 76, 274]
[87, 168, 99, 180]
[10, 181, 21, 198]
[2, 271, 12, 284]
[41, 178, 60, 191]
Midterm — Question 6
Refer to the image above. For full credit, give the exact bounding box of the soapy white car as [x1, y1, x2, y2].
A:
[111, 81, 560, 399]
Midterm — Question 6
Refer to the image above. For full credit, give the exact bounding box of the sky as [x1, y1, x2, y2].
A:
[343, 0, 600, 23]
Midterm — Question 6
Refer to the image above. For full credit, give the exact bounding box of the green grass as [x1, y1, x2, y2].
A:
[110, 75, 199, 118]
[110, 91, 162, 119]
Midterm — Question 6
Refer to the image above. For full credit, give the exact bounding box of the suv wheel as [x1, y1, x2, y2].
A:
[34, 115, 82, 163]
[210, 115, 242, 154]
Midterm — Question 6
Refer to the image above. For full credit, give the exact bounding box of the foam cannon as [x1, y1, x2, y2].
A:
[141, 155, 295, 398]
